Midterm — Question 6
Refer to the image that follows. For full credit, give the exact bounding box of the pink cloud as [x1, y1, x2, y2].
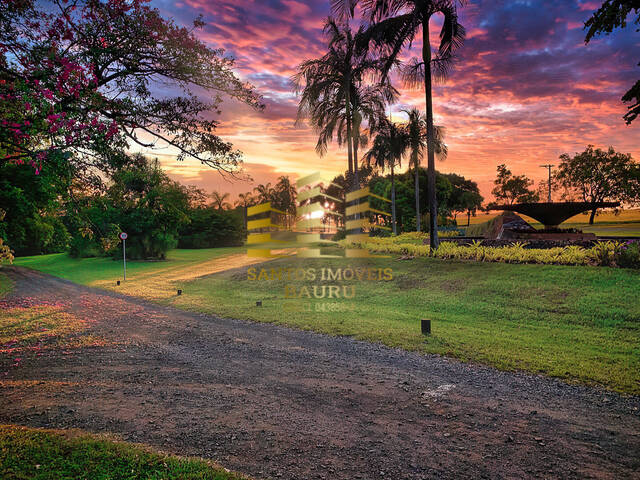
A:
[146, 0, 639, 201]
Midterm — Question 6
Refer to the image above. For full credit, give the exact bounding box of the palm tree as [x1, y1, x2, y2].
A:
[210, 190, 231, 210]
[235, 192, 255, 209]
[273, 176, 297, 228]
[333, 0, 466, 248]
[253, 183, 274, 204]
[293, 18, 394, 188]
[363, 119, 406, 234]
[400, 108, 447, 231]
[235, 192, 255, 229]
[351, 83, 398, 185]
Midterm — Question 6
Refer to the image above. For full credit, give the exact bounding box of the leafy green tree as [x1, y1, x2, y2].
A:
[69, 155, 191, 259]
[491, 164, 540, 206]
[368, 168, 468, 231]
[178, 207, 243, 249]
[0, 151, 72, 256]
[585, 1, 640, 124]
[442, 173, 483, 226]
[556, 145, 640, 224]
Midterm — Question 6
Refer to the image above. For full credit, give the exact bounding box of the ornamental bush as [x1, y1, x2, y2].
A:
[0, 237, 13, 264]
[616, 241, 640, 269]
[340, 237, 639, 268]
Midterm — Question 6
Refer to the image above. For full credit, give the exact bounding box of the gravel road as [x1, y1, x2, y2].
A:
[1, 266, 639, 479]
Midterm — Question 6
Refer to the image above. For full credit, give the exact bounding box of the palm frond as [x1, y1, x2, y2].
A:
[430, 54, 456, 84]
[330, 0, 359, 20]
[437, 1, 466, 58]
[399, 58, 425, 89]
[361, 13, 421, 77]
[361, 0, 407, 22]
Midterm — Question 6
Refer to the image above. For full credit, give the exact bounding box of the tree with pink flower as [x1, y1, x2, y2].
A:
[0, 0, 262, 178]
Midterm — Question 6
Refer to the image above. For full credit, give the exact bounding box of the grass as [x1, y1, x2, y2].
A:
[0, 425, 250, 479]
[0, 272, 11, 298]
[166, 256, 640, 395]
[463, 208, 640, 236]
[7, 249, 640, 394]
[13, 248, 243, 286]
[13, 247, 251, 301]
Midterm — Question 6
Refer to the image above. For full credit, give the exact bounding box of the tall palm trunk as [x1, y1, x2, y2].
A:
[423, 18, 439, 249]
[391, 164, 397, 235]
[345, 74, 354, 179]
[414, 151, 420, 232]
[353, 126, 359, 188]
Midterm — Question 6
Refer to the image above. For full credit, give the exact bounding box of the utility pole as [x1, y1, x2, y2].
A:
[540, 164, 554, 203]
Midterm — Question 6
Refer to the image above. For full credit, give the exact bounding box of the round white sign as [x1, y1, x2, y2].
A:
[119, 232, 128, 240]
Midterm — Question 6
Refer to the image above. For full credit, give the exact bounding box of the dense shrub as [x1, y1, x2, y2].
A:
[616, 241, 640, 268]
[66, 156, 191, 260]
[69, 235, 102, 259]
[124, 231, 179, 260]
[331, 229, 347, 242]
[340, 237, 639, 268]
[0, 155, 72, 256]
[178, 207, 244, 249]
[0, 237, 13, 264]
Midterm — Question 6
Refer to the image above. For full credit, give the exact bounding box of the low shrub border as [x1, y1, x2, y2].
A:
[339, 238, 640, 268]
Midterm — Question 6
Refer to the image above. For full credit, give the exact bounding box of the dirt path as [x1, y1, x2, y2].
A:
[1, 266, 639, 479]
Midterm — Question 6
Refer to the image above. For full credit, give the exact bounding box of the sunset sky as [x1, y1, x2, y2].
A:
[144, 0, 639, 201]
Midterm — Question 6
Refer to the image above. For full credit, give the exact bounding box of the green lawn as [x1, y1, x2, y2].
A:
[0, 425, 250, 480]
[7, 250, 640, 394]
[13, 248, 243, 286]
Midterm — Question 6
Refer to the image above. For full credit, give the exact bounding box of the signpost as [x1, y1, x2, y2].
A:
[119, 232, 128, 280]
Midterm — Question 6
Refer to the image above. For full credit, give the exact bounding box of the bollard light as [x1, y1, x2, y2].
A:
[256, 300, 262, 307]
[421, 319, 431, 335]
[177, 289, 182, 296]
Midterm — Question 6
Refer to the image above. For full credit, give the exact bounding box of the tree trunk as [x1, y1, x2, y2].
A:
[467, 210, 471, 227]
[423, 18, 439, 249]
[391, 165, 397, 235]
[589, 207, 596, 225]
[353, 123, 359, 189]
[414, 152, 420, 232]
[345, 73, 354, 182]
